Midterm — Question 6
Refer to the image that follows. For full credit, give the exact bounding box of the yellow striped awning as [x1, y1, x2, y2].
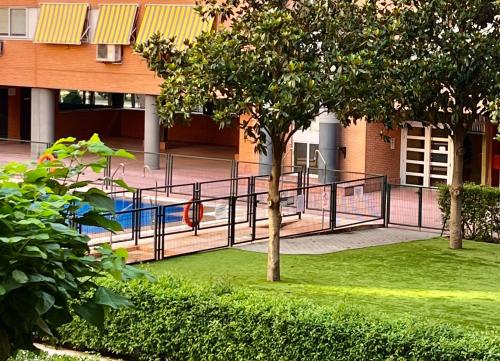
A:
[34, 3, 89, 44]
[92, 4, 138, 45]
[136, 5, 214, 48]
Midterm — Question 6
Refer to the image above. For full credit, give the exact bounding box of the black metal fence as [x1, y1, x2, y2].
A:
[85, 175, 387, 262]
[386, 184, 441, 230]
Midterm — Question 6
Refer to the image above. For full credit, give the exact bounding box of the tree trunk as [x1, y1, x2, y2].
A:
[449, 127, 466, 249]
[267, 143, 283, 282]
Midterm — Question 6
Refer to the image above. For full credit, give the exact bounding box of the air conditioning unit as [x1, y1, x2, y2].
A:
[96, 44, 122, 63]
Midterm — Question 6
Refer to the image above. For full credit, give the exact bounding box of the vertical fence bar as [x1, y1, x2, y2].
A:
[381, 176, 387, 227]
[230, 160, 238, 196]
[164, 154, 170, 190]
[331, 183, 337, 230]
[418, 187, 423, 229]
[132, 190, 138, 245]
[386, 184, 392, 226]
[167, 155, 174, 195]
[194, 183, 201, 236]
[154, 206, 160, 260]
[229, 196, 236, 246]
[251, 193, 257, 241]
[305, 168, 310, 209]
[104, 156, 111, 189]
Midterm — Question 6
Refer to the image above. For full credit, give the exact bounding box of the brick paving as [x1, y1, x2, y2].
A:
[236, 227, 440, 254]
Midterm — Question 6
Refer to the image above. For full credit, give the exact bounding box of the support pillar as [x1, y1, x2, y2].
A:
[144, 95, 160, 170]
[318, 110, 340, 183]
[259, 130, 273, 175]
[31, 88, 55, 157]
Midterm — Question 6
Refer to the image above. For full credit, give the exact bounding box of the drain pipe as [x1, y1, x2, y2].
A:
[317, 111, 340, 183]
[259, 129, 273, 176]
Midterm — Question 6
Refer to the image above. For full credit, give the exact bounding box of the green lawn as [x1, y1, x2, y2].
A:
[144, 238, 500, 331]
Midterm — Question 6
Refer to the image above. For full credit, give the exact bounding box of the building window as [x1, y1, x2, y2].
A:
[59, 90, 112, 111]
[59, 90, 145, 111]
[293, 142, 319, 170]
[123, 94, 144, 109]
[401, 125, 452, 187]
[0, 8, 27, 37]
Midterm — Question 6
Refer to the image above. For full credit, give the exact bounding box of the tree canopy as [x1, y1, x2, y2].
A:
[136, 0, 338, 281]
[322, 0, 500, 248]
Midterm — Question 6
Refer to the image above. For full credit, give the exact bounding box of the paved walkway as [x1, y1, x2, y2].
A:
[236, 227, 440, 254]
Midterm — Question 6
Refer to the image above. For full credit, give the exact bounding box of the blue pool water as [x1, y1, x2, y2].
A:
[80, 199, 183, 235]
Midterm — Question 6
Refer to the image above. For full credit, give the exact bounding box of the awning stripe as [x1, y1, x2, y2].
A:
[92, 4, 138, 45]
[136, 5, 214, 48]
[34, 3, 88, 44]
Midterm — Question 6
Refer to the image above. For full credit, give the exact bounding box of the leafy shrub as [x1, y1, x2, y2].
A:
[438, 183, 500, 242]
[0, 135, 152, 360]
[57, 276, 500, 361]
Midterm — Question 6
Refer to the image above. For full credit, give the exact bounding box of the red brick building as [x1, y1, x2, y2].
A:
[0, 0, 494, 185]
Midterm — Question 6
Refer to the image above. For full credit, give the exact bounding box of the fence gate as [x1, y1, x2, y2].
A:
[387, 184, 442, 230]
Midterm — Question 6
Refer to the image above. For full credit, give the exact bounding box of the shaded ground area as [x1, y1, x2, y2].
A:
[145, 238, 500, 331]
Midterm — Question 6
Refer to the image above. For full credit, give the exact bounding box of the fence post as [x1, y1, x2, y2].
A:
[331, 183, 337, 230]
[104, 156, 111, 189]
[418, 187, 423, 229]
[133, 190, 140, 245]
[386, 183, 392, 227]
[251, 193, 257, 241]
[381, 176, 388, 227]
[165, 155, 174, 195]
[305, 168, 310, 209]
[164, 154, 171, 190]
[229, 196, 236, 246]
[230, 160, 238, 196]
[194, 183, 201, 236]
[154, 206, 160, 260]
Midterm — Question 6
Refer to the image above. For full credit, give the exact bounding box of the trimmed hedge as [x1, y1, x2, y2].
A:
[438, 183, 500, 242]
[9, 350, 95, 361]
[55, 276, 500, 361]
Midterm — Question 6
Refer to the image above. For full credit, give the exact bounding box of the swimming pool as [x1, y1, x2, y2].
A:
[80, 199, 183, 235]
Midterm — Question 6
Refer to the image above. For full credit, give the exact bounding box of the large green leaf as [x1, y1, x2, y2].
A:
[12, 270, 29, 284]
[80, 188, 115, 213]
[35, 291, 55, 315]
[93, 286, 133, 309]
[77, 213, 123, 232]
[74, 301, 105, 330]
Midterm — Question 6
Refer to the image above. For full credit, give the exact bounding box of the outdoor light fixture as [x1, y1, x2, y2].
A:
[338, 146, 347, 159]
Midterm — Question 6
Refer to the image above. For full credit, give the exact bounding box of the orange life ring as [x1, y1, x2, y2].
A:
[37, 153, 57, 172]
[37, 153, 56, 164]
[183, 199, 204, 228]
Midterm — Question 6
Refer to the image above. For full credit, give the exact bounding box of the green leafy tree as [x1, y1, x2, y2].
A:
[61, 91, 83, 105]
[135, 0, 336, 281]
[325, 0, 500, 249]
[0, 135, 152, 360]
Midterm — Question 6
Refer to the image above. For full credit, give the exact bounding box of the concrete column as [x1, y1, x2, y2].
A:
[318, 110, 340, 183]
[31, 88, 55, 157]
[144, 95, 160, 170]
[259, 130, 273, 175]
